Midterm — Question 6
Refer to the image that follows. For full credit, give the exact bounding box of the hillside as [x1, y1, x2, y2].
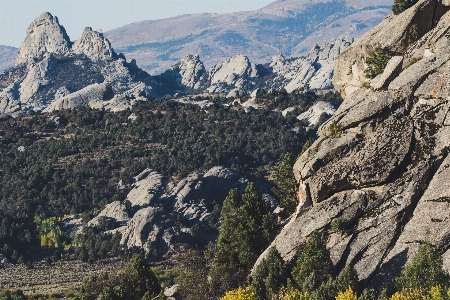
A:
[0, 45, 17, 72]
[104, 0, 393, 75]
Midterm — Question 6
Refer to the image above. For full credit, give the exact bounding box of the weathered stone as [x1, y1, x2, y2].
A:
[88, 201, 130, 228]
[15, 12, 71, 66]
[297, 101, 336, 126]
[126, 169, 168, 208]
[333, 0, 449, 98]
[371, 56, 403, 90]
[44, 82, 112, 112]
[72, 27, 115, 61]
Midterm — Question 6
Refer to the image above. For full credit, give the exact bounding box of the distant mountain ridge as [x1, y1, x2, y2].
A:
[0, 45, 17, 72]
[105, 0, 393, 75]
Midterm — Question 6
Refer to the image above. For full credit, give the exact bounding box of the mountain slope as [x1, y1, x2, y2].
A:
[105, 0, 393, 75]
[254, 0, 450, 289]
[0, 45, 17, 72]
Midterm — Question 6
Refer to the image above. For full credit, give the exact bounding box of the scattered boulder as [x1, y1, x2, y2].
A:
[297, 101, 336, 126]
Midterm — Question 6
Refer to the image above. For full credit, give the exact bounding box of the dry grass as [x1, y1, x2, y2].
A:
[0, 256, 127, 295]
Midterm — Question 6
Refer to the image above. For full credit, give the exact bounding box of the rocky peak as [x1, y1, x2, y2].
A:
[167, 54, 206, 89]
[15, 12, 71, 66]
[72, 27, 116, 62]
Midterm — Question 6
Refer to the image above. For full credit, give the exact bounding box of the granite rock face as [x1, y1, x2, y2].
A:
[0, 12, 156, 115]
[15, 12, 71, 66]
[72, 27, 116, 62]
[88, 166, 276, 259]
[333, 0, 449, 98]
[255, 2, 450, 289]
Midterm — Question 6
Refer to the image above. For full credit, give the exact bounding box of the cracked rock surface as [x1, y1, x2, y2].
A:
[255, 1, 450, 288]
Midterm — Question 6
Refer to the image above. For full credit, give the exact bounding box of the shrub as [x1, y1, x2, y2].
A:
[282, 289, 310, 300]
[336, 287, 357, 300]
[220, 287, 257, 300]
[364, 45, 390, 79]
[392, 0, 419, 15]
[328, 120, 341, 138]
[331, 218, 344, 235]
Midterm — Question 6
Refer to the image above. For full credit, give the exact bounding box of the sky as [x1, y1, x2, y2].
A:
[0, 0, 274, 47]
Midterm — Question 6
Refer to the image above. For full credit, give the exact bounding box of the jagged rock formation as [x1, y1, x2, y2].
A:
[164, 35, 353, 97]
[104, 0, 392, 75]
[297, 101, 336, 125]
[0, 12, 156, 115]
[15, 12, 71, 66]
[269, 36, 354, 92]
[162, 54, 206, 89]
[87, 166, 276, 259]
[72, 27, 116, 62]
[255, 0, 450, 289]
[206, 54, 259, 96]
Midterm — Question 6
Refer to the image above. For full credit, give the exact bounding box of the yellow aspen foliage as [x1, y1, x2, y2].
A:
[220, 287, 257, 300]
[429, 285, 444, 300]
[283, 288, 309, 300]
[389, 289, 424, 300]
[336, 287, 357, 300]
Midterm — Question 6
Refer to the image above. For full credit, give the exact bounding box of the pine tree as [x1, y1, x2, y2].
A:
[212, 184, 278, 295]
[252, 247, 286, 299]
[272, 153, 298, 217]
[336, 264, 359, 294]
[394, 242, 449, 292]
[291, 231, 334, 294]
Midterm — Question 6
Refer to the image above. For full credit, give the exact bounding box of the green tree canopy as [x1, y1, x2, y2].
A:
[394, 242, 449, 292]
[272, 152, 298, 217]
[291, 230, 334, 294]
[211, 184, 278, 296]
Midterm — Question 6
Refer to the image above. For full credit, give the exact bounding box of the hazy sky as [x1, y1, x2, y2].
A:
[0, 0, 274, 47]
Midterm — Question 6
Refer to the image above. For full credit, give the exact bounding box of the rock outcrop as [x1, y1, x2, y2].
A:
[72, 27, 116, 62]
[15, 12, 71, 66]
[270, 36, 353, 92]
[255, 0, 450, 289]
[0, 12, 156, 115]
[297, 101, 336, 126]
[206, 54, 258, 95]
[333, 0, 449, 98]
[87, 166, 276, 259]
[164, 54, 206, 89]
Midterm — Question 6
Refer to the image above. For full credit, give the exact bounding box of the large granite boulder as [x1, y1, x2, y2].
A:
[333, 0, 449, 98]
[255, 3, 450, 289]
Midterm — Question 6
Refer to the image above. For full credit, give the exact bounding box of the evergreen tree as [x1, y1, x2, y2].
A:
[272, 153, 298, 217]
[251, 247, 286, 299]
[394, 242, 449, 292]
[212, 184, 278, 295]
[291, 231, 334, 294]
[336, 264, 359, 294]
[392, 0, 419, 15]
